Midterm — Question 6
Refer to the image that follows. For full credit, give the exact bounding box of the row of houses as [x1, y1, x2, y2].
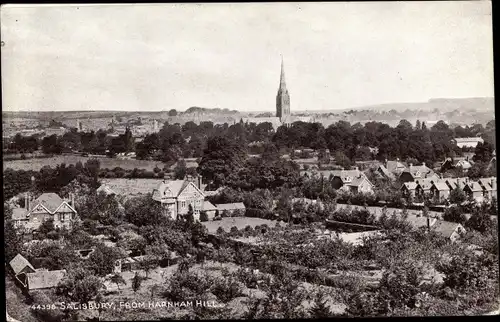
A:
[401, 176, 497, 203]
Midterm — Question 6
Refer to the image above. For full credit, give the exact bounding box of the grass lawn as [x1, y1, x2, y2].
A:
[202, 217, 286, 234]
[3, 155, 164, 171]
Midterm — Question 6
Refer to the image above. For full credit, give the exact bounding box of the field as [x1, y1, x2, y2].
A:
[202, 217, 285, 234]
[3, 155, 165, 171]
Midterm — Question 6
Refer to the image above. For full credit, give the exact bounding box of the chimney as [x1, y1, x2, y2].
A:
[409, 163, 413, 168]
[422, 162, 426, 167]
[25, 193, 29, 210]
[426, 217, 430, 230]
[71, 193, 75, 208]
[197, 175, 202, 190]
[396, 158, 399, 161]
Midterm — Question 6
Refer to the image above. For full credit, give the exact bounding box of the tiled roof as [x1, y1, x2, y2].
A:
[350, 176, 370, 187]
[9, 254, 35, 275]
[202, 201, 217, 211]
[478, 177, 496, 191]
[386, 160, 407, 173]
[432, 221, 464, 239]
[454, 137, 484, 143]
[27, 270, 66, 290]
[33, 193, 64, 213]
[215, 203, 246, 211]
[403, 182, 418, 190]
[433, 181, 450, 191]
[377, 165, 395, 179]
[101, 178, 161, 197]
[445, 178, 469, 190]
[466, 182, 483, 192]
[406, 165, 435, 179]
[154, 180, 191, 198]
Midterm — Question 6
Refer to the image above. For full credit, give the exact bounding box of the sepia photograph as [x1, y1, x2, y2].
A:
[1, 1, 498, 320]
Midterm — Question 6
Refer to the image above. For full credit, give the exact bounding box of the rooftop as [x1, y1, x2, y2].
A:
[26, 269, 67, 290]
[215, 203, 246, 211]
[10, 254, 35, 275]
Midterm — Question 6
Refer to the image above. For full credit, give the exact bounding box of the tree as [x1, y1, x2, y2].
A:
[443, 206, 467, 225]
[168, 109, 178, 117]
[87, 245, 123, 277]
[198, 136, 247, 189]
[473, 141, 494, 163]
[4, 218, 23, 263]
[37, 218, 56, 237]
[107, 273, 126, 290]
[131, 273, 143, 293]
[466, 203, 494, 233]
[57, 266, 103, 304]
[309, 292, 333, 318]
[173, 159, 187, 180]
[335, 151, 351, 169]
[139, 255, 158, 278]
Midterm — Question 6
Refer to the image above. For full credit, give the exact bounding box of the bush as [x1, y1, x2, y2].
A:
[210, 276, 244, 303]
[199, 212, 209, 222]
[229, 226, 239, 236]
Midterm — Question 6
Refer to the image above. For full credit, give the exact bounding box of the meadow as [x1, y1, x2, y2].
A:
[3, 155, 164, 171]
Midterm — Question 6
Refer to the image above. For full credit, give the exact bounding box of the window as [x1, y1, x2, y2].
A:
[181, 201, 186, 208]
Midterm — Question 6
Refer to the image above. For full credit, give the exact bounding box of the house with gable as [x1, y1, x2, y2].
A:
[152, 178, 206, 221]
[401, 182, 418, 199]
[430, 180, 452, 202]
[11, 193, 78, 231]
[376, 159, 407, 180]
[331, 168, 374, 194]
[478, 177, 497, 200]
[463, 181, 485, 203]
[440, 157, 473, 173]
[445, 177, 469, 191]
[399, 163, 438, 183]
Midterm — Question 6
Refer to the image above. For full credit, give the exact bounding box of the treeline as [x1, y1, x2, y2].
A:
[4, 128, 134, 157]
[5, 118, 495, 168]
[4, 160, 101, 199]
[133, 118, 497, 166]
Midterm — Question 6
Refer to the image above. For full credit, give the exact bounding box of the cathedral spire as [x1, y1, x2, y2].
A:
[279, 55, 287, 91]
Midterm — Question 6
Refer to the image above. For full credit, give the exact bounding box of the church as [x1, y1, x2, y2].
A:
[243, 57, 313, 128]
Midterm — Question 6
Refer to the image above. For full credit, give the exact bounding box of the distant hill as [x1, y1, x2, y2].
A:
[182, 106, 239, 115]
[349, 97, 494, 113]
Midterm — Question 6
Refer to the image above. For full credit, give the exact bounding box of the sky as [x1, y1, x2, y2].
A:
[0, 2, 494, 113]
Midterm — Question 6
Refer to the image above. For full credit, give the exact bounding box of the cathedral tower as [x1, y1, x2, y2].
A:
[276, 56, 290, 123]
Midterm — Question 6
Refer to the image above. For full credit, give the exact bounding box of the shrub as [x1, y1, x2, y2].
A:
[199, 212, 209, 222]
